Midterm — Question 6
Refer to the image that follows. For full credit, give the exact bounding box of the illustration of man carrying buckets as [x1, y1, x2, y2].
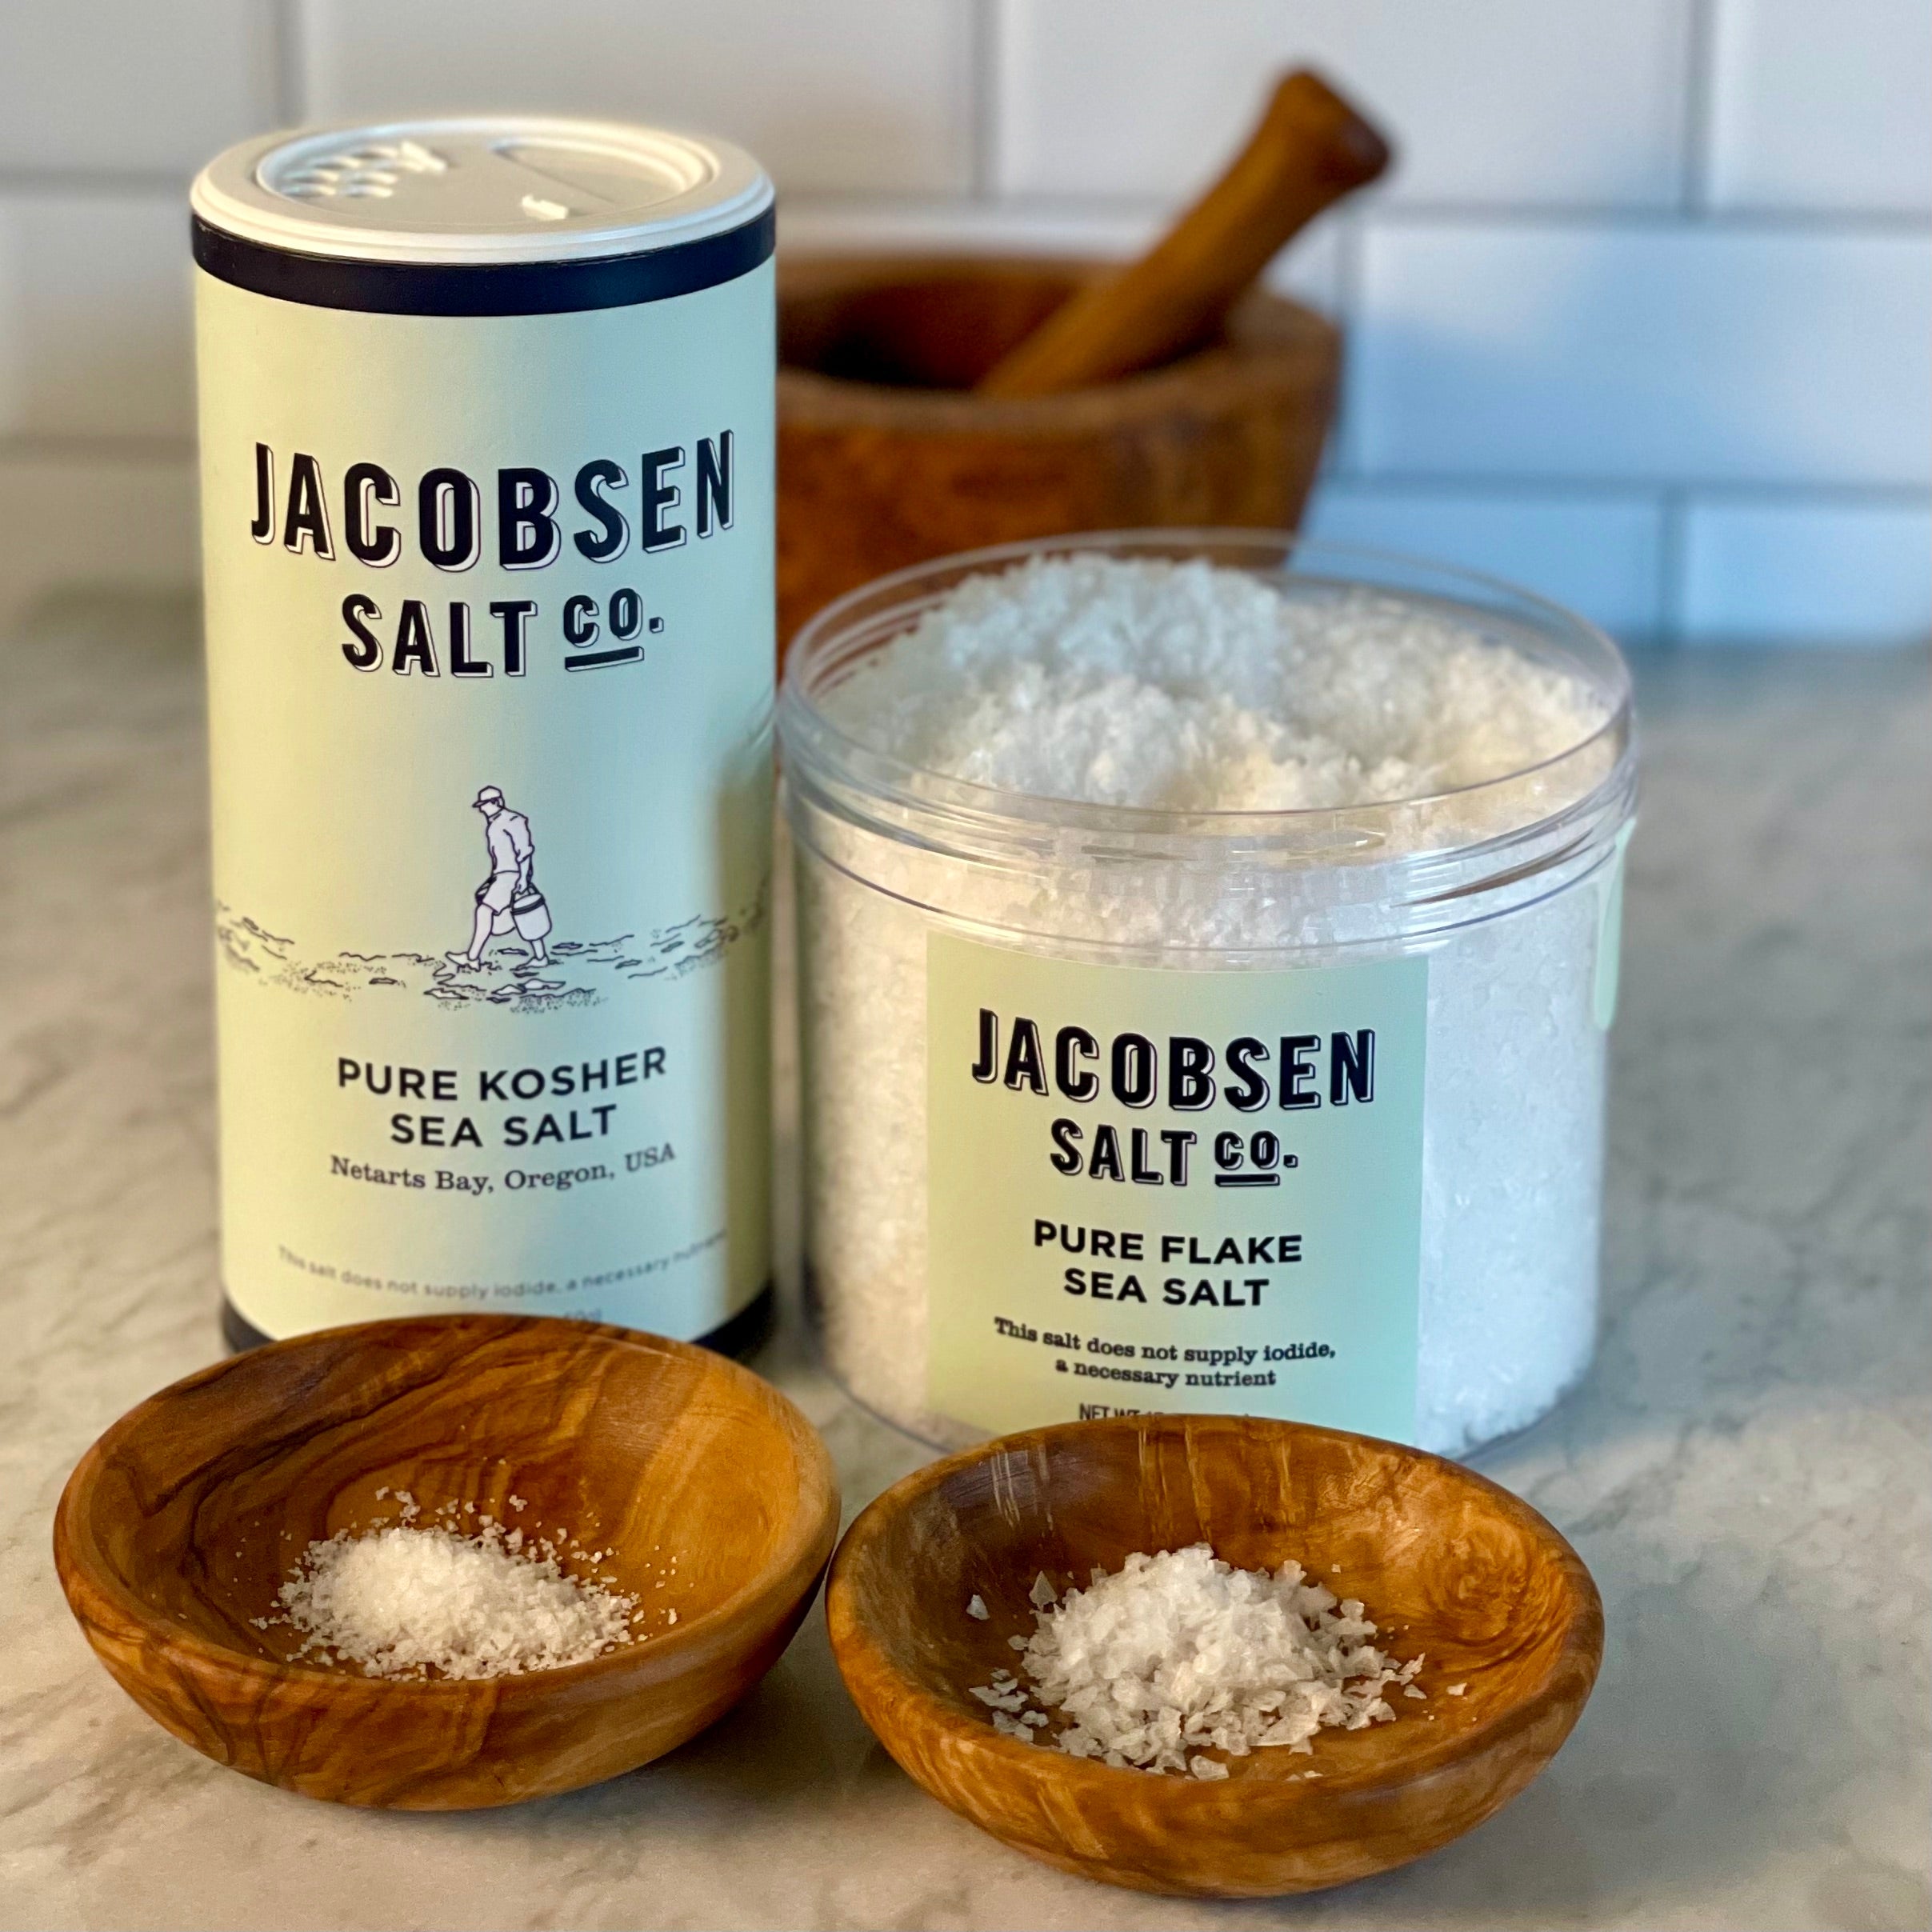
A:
[446, 785, 553, 971]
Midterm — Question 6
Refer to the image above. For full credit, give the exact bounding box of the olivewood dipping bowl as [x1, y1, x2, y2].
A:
[827, 1415, 1601, 1897]
[53, 1314, 839, 1809]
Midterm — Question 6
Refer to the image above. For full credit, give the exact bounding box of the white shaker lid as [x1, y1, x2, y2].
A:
[192, 117, 772, 264]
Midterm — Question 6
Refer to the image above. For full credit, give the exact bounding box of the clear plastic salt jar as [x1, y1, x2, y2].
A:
[778, 533, 1637, 1459]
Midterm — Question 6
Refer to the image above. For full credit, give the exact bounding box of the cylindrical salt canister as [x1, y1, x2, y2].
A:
[191, 121, 775, 1350]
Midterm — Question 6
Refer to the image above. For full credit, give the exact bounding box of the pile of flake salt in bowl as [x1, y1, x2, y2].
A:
[778, 535, 1637, 1458]
[969, 1546, 1427, 1778]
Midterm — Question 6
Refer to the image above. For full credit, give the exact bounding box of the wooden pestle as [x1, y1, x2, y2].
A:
[976, 70, 1390, 400]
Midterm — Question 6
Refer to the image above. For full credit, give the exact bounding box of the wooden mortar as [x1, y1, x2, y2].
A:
[776, 256, 1339, 649]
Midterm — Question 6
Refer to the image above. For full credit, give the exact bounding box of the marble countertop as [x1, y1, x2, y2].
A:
[1, 596, 1926, 1932]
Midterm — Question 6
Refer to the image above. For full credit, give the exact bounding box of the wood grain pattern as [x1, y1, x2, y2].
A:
[826, 1415, 1602, 1898]
[54, 1315, 839, 1810]
[976, 70, 1389, 400]
[776, 258, 1338, 649]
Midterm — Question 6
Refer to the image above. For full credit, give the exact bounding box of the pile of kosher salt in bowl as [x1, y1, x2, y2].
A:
[259, 1493, 674, 1680]
[778, 534, 1637, 1459]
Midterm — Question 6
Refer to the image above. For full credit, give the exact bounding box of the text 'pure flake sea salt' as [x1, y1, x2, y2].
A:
[970, 1545, 1423, 1779]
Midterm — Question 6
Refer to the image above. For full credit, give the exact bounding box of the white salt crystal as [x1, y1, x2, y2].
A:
[1029, 1572, 1058, 1607]
[794, 554, 1625, 1458]
[271, 1516, 635, 1680]
[969, 1684, 1028, 1713]
[1447, 1682, 1468, 1696]
[819, 557, 1594, 814]
[966, 1594, 990, 1620]
[967, 1545, 1421, 1778]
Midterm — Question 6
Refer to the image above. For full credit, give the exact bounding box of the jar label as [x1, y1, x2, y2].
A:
[926, 935, 1428, 1440]
[198, 264, 774, 1342]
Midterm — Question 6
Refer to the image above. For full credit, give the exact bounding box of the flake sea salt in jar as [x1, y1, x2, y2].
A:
[779, 534, 1637, 1458]
[193, 119, 775, 1350]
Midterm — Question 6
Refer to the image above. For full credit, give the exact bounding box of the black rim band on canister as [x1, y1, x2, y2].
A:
[191, 204, 777, 316]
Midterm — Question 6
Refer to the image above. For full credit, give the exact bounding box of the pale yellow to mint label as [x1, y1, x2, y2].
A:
[198, 264, 773, 1342]
[926, 935, 1427, 1438]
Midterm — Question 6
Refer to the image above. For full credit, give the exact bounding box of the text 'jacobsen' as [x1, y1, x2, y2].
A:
[969, 1009, 1378, 1190]
[247, 438, 738, 677]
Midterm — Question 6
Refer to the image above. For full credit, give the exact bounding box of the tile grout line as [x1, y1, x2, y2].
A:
[0, 436, 198, 463]
[0, 430, 1920, 514]
[773, 192, 1932, 243]
[1327, 213, 1369, 480]
[1657, 488, 1691, 647]
[3, 177, 1919, 236]
[1681, 0, 1722, 214]
[1309, 472, 1932, 503]
[763, 189, 1932, 234]
[0, 170, 192, 196]
[970, 0, 1001, 202]
[270, 0, 306, 127]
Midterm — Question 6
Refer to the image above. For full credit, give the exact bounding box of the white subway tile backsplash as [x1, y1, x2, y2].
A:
[0, 196, 193, 442]
[0, 0, 1918, 650]
[1303, 482, 1666, 638]
[1706, 0, 1932, 214]
[1678, 494, 1932, 643]
[994, 0, 1690, 208]
[0, 452, 196, 631]
[778, 199, 1346, 315]
[297, 0, 977, 196]
[0, 1, 275, 178]
[1351, 220, 1932, 487]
